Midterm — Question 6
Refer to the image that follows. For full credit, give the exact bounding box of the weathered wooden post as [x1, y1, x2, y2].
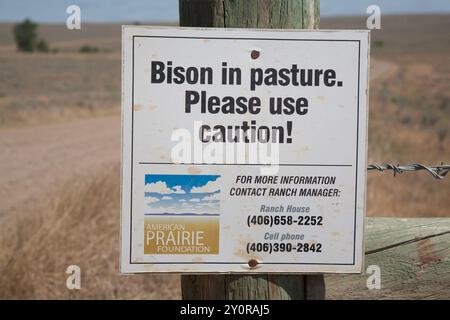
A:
[179, 0, 324, 300]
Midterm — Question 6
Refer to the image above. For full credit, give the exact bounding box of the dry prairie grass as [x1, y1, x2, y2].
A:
[0, 164, 181, 299]
[366, 53, 450, 217]
[0, 51, 120, 127]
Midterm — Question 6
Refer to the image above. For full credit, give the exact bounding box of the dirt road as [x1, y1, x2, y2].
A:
[0, 59, 394, 218]
[0, 116, 120, 217]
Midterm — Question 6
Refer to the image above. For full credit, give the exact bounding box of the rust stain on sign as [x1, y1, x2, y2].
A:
[188, 166, 202, 174]
[133, 104, 144, 111]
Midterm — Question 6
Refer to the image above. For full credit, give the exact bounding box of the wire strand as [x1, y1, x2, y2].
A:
[367, 163, 450, 179]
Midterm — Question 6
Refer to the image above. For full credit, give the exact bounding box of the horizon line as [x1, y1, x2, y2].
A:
[1, 12, 449, 24]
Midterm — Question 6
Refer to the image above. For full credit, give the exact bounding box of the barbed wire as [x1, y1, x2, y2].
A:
[368, 163, 450, 179]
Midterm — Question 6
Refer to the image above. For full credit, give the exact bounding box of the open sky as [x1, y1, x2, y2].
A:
[144, 174, 221, 215]
[0, 0, 449, 22]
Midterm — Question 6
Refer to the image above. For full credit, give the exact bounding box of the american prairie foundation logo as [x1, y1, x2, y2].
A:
[143, 174, 220, 254]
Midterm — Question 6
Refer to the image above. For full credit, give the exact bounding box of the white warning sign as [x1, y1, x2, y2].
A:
[121, 26, 370, 273]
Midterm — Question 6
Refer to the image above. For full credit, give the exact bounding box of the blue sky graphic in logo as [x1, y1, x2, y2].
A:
[144, 174, 221, 216]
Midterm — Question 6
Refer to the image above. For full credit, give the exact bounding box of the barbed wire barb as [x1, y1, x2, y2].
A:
[367, 163, 450, 179]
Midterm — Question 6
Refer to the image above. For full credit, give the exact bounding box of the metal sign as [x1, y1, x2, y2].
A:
[121, 26, 369, 273]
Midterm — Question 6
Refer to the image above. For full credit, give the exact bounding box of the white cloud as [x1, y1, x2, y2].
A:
[145, 181, 173, 194]
[146, 196, 160, 204]
[179, 199, 186, 202]
[202, 193, 221, 201]
[172, 185, 185, 194]
[190, 177, 222, 193]
[189, 198, 201, 202]
[197, 202, 213, 206]
[145, 181, 185, 194]
[161, 196, 173, 200]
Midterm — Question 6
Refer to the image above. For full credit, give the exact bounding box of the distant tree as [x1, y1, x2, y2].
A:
[79, 45, 99, 53]
[13, 19, 38, 52]
[36, 39, 49, 52]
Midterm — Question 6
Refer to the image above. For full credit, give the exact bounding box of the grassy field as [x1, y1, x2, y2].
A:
[0, 165, 179, 299]
[0, 15, 448, 299]
[323, 15, 450, 217]
[0, 22, 174, 126]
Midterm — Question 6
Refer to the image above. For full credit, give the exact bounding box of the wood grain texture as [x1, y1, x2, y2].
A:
[179, 0, 321, 300]
[179, 0, 320, 29]
[182, 274, 308, 300]
[182, 218, 450, 299]
[326, 218, 450, 299]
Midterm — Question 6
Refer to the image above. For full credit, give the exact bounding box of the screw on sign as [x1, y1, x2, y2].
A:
[251, 49, 260, 59]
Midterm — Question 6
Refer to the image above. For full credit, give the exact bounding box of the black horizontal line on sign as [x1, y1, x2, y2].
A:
[129, 261, 355, 265]
[138, 162, 353, 167]
[133, 35, 360, 43]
